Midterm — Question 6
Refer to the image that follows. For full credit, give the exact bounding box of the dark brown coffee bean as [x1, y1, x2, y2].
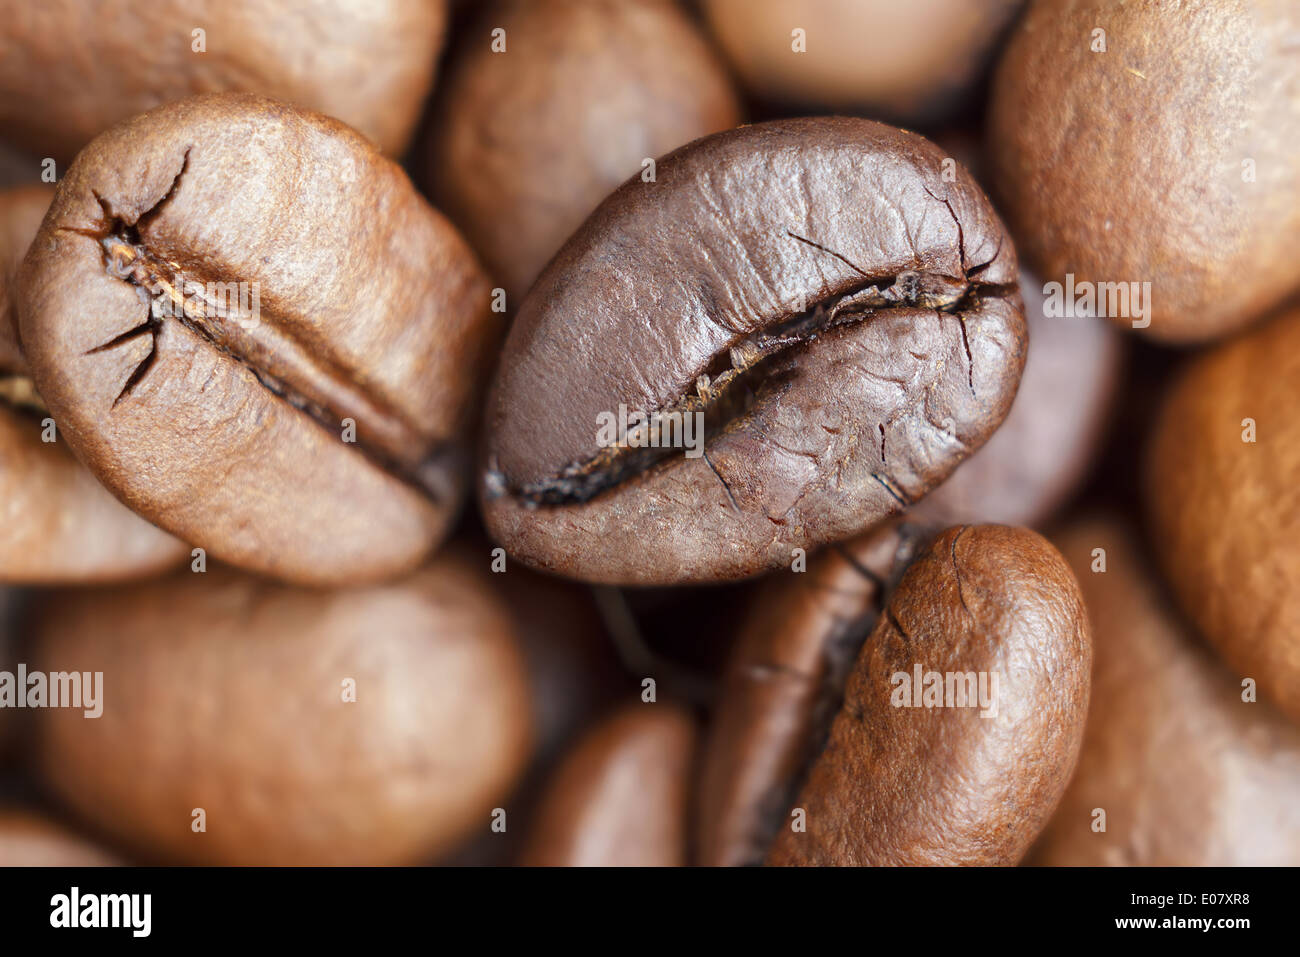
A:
[519, 701, 695, 867]
[703, 0, 1022, 121]
[734, 525, 1088, 866]
[0, 0, 448, 162]
[19, 94, 496, 585]
[1145, 304, 1300, 723]
[29, 553, 533, 866]
[1039, 515, 1300, 865]
[426, 0, 742, 305]
[0, 808, 120, 866]
[1, 185, 185, 582]
[911, 269, 1121, 528]
[989, 0, 1300, 343]
[481, 118, 1026, 585]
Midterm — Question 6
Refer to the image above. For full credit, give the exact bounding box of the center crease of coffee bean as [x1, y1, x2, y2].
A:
[501, 260, 1013, 509]
[59, 154, 455, 502]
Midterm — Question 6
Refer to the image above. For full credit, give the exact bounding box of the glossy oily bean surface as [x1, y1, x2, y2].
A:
[482, 118, 1025, 585]
[19, 94, 495, 585]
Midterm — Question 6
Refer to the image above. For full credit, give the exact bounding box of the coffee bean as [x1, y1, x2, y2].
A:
[1145, 304, 1300, 724]
[696, 521, 923, 866]
[519, 701, 696, 867]
[0, 184, 50, 374]
[699, 524, 1088, 866]
[19, 94, 496, 584]
[0, 808, 120, 866]
[989, 0, 1300, 343]
[703, 0, 1022, 121]
[0, 0, 448, 162]
[29, 552, 533, 866]
[1, 185, 186, 583]
[425, 0, 742, 305]
[481, 117, 1026, 585]
[911, 268, 1122, 527]
[1040, 516, 1300, 865]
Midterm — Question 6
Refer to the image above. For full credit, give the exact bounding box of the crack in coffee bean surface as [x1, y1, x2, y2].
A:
[503, 233, 1012, 508]
[64, 154, 455, 501]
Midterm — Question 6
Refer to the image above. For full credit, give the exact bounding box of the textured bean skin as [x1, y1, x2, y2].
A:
[0, 185, 185, 583]
[766, 525, 1089, 866]
[989, 0, 1300, 343]
[1145, 306, 1300, 723]
[482, 118, 1025, 585]
[0, 0, 447, 161]
[520, 702, 695, 867]
[427, 0, 741, 305]
[1037, 516, 1300, 866]
[30, 555, 532, 866]
[19, 94, 495, 585]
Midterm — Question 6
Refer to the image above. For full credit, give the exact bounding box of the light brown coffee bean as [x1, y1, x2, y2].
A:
[703, 0, 1022, 121]
[30, 553, 533, 865]
[989, 0, 1300, 342]
[0, 808, 120, 866]
[0, 0, 448, 162]
[427, 0, 742, 305]
[1039, 516, 1300, 865]
[1, 185, 185, 583]
[19, 94, 496, 585]
[765, 525, 1090, 865]
[1145, 304, 1300, 723]
[519, 701, 695, 867]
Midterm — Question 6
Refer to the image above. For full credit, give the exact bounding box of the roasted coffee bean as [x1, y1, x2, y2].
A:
[29, 553, 533, 866]
[0, 184, 50, 374]
[1038, 516, 1300, 865]
[519, 701, 695, 867]
[0, 0, 447, 162]
[426, 0, 742, 305]
[19, 94, 496, 585]
[702, 525, 1090, 866]
[989, 0, 1300, 343]
[439, 555, 626, 867]
[1, 185, 185, 583]
[911, 269, 1120, 527]
[703, 0, 1022, 121]
[0, 808, 120, 866]
[696, 521, 924, 866]
[481, 118, 1025, 585]
[1144, 305, 1300, 724]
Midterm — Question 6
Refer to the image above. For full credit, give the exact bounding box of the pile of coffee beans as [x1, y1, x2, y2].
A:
[1, 0, 1297, 867]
